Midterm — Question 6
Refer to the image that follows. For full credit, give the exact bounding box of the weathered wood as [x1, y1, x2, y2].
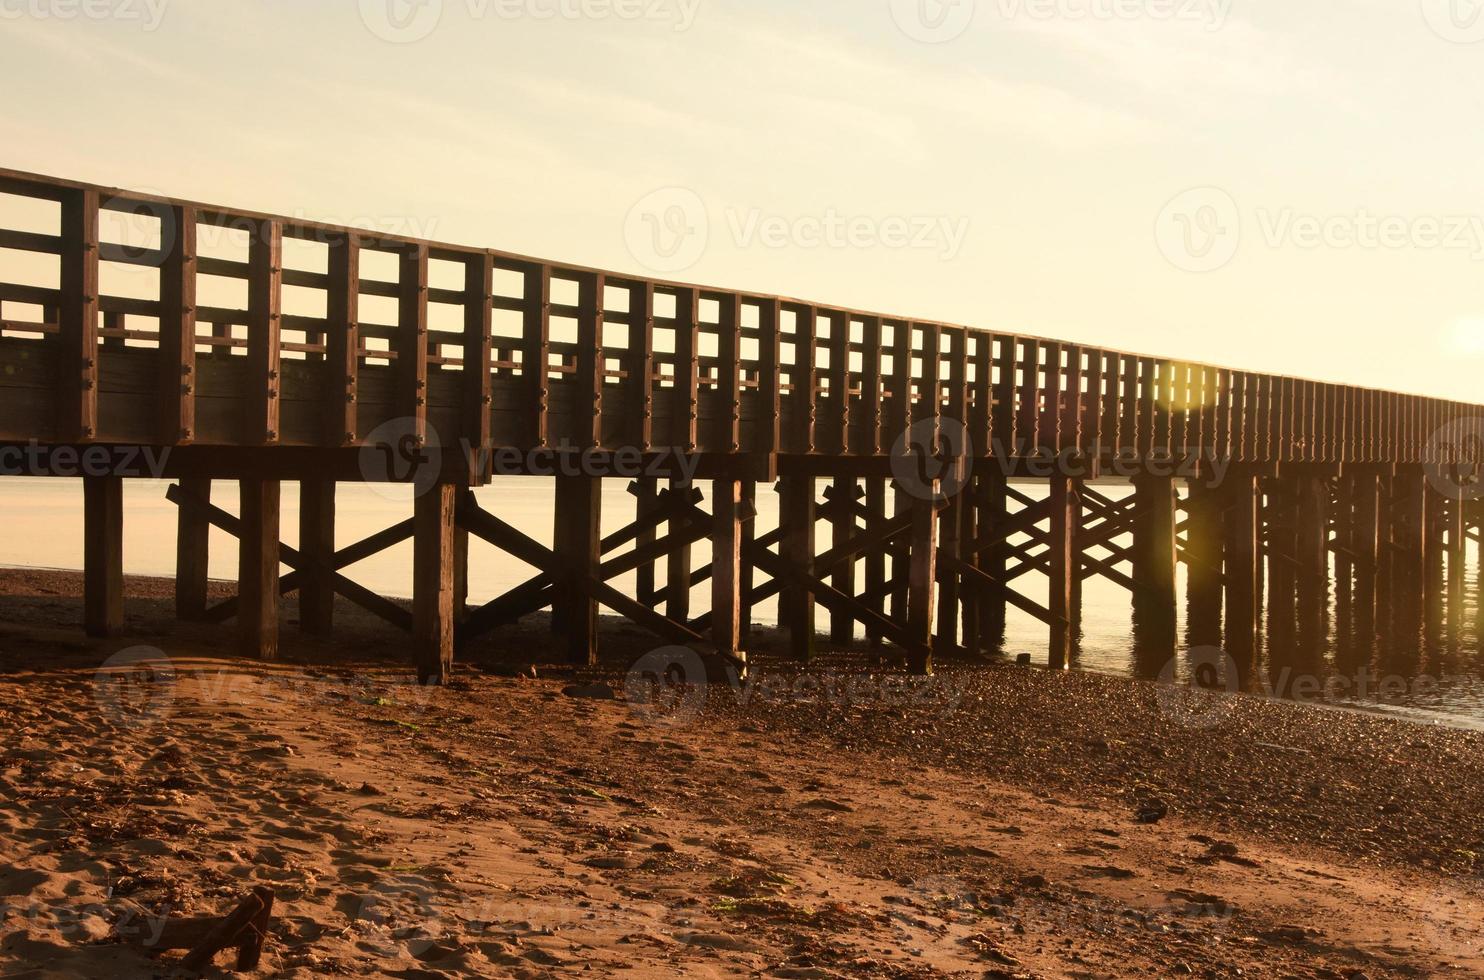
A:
[58, 187, 99, 442]
[395, 243, 430, 445]
[553, 474, 602, 664]
[712, 475, 744, 661]
[83, 475, 123, 636]
[325, 233, 360, 445]
[1184, 478, 1223, 647]
[829, 478, 860, 644]
[905, 492, 938, 674]
[666, 473, 694, 623]
[178, 886, 274, 973]
[1046, 474, 1075, 669]
[414, 482, 457, 683]
[1132, 475, 1178, 628]
[299, 478, 335, 635]
[779, 475, 816, 661]
[632, 476, 658, 604]
[158, 205, 197, 443]
[175, 476, 211, 621]
[247, 221, 282, 445]
[462, 252, 494, 466]
[1223, 471, 1261, 671]
[238, 477, 281, 659]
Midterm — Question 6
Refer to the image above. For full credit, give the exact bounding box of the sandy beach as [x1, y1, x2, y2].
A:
[1, 568, 1482, 978]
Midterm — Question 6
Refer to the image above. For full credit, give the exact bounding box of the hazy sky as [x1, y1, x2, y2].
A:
[3, 0, 1483, 400]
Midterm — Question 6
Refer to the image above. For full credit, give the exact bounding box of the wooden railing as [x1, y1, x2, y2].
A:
[0, 167, 1476, 471]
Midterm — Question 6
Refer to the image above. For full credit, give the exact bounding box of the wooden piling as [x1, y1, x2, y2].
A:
[1223, 472, 1261, 674]
[1294, 475, 1330, 645]
[413, 484, 457, 684]
[779, 476, 816, 662]
[174, 476, 210, 622]
[712, 476, 745, 663]
[830, 477, 859, 645]
[1184, 477, 1223, 647]
[553, 475, 601, 665]
[1132, 475, 1178, 631]
[906, 493, 937, 674]
[666, 474, 693, 624]
[83, 475, 123, 637]
[1048, 474, 1076, 669]
[237, 478, 281, 660]
[298, 478, 335, 636]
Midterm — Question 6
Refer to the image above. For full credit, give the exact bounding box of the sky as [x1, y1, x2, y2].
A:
[3, 0, 1484, 400]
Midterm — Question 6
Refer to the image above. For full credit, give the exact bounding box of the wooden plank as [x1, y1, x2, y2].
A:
[575, 272, 605, 448]
[791, 304, 819, 453]
[905, 493, 937, 674]
[238, 477, 281, 659]
[83, 475, 123, 636]
[757, 298, 782, 455]
[827, 312, 851, 453]
[717, 294, 742, 451]
[395, 243, 430, 444]
[158, 205, 197, 443]
[299, 478, 335, 636]
[887, 318, 911, 452]
[247, 220, 282, 445]
[524, 263, 551, 446]
[462, 253, 494, 469]
[1047, 474, 1076, 668]
[631, 281, 656, 450]
[325, 234, 360, 445]
[861, 316, 884, 455]
[673, 287, 700, 451]
[58, 187, 100, 441]
[413, 483, 457, 684]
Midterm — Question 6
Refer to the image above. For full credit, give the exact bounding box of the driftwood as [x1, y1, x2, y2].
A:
[124, 886, 274, 972]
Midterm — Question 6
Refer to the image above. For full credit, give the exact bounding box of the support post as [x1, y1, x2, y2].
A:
[298, 479, 335, 636]
[779, 476, 816, 662]
[1223, 471, 1261, 680]
[238, 478, 280, 660]
[174, 476, 210, 621]
[1294, 475, 1330, 647]
[553, 475, 601, 665]
[935, 461, 966, 655]
[666, 474, 693, 624]
[712, 476, 745, 665]
[829, 477, 858, 645]
[1266, 479, 1297, 650]
[1391, 470, 1427, 646]
[977, 469, 1008, 654]
[1447, 490, 1467, 640]
[1132, 475, 1178, 624]
[633, 476, 658, 605]
[1048, 474, 1075, 669]
[1351, 471, 1381, 643]
[739, 480, 756, 640]
[414, 484, 457, 684]
[84, 475, 123, 637]
[1184, 477, 1223, 648]
[906, 494, 937, 674]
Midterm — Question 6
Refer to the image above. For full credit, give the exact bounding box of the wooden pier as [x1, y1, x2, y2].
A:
[1, 169, 1480, 684]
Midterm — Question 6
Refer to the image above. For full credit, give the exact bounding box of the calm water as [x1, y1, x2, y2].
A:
[0, 476, 1479, 730]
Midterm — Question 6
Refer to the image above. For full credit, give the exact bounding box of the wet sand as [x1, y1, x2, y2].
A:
[1, 568, 1482, 978]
